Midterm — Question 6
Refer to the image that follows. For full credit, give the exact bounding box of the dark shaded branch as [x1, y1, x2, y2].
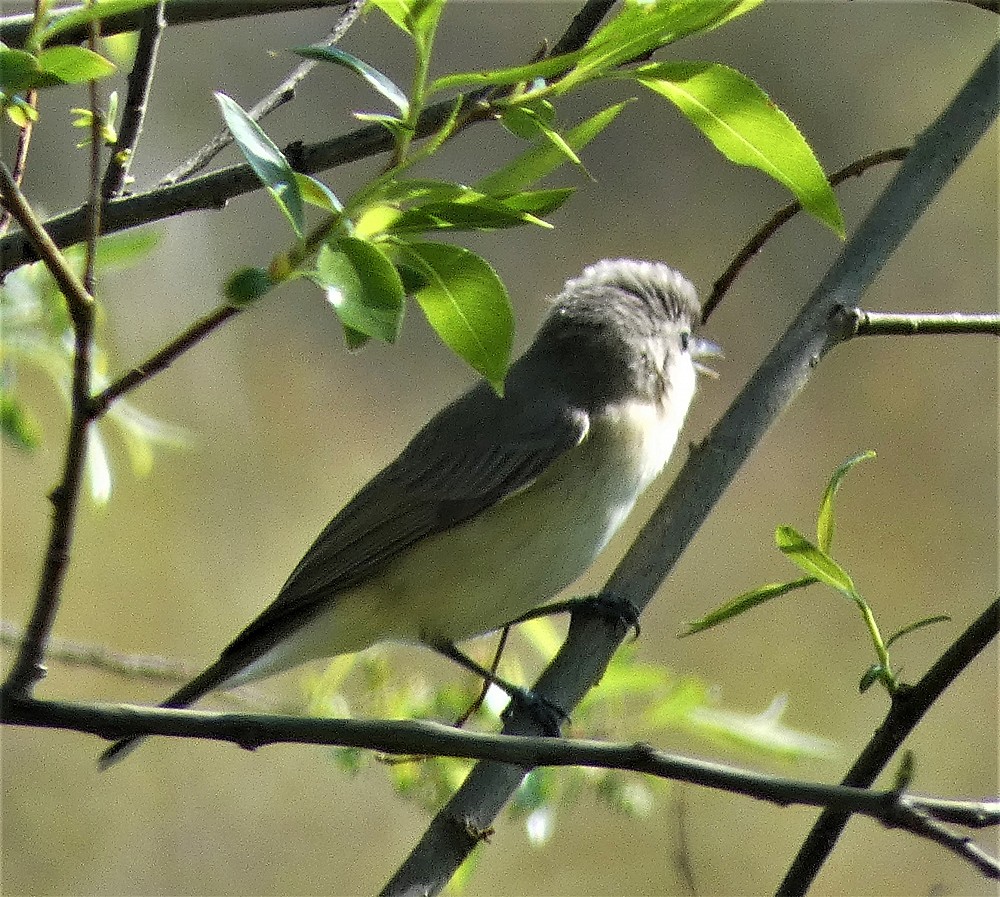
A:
[0, 0, 348, 48]
[1, 688, 995, 877]
[381, 41, 1000, 897]
[101, 1, 168, 198]
[777, 597, 1000, 895]
[0, 89, 37, 238]
[850, 309, 1000, 336]
[0, 98, 462, 275]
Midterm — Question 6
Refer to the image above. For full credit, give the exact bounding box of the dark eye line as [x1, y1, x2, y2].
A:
[680, 331, 691, 351]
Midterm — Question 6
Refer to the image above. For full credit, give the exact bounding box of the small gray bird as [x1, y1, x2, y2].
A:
[100, 258, 719, 768]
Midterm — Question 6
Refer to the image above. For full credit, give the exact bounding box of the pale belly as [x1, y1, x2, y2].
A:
[229, 396, 688, 685]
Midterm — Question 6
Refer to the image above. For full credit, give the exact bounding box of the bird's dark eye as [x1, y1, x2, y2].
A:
[680, 331, 691, 352]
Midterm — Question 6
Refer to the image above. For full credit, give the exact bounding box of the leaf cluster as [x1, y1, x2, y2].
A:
[684, 451, 950, 695]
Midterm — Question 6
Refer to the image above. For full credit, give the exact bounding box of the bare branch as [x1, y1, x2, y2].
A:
[778, 596, 1000, 895]
[850, 309, 1000, 336]
[0, 687, 996, 880]
[101, 1, 168, 199]
[89, 303, 241, 414]
[0, 0, 349, 48]
[0, 164, 96, 696]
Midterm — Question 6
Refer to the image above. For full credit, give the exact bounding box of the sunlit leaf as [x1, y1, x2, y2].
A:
[775, 526, 855, 596]
[681, 577, 817, 635]
[294, 173, 344, 212]
[294, 46, 410, 116]
[476, 101, 629, 196]
[214, 91, 304, 237]
[39, 0, 161, 44]
[313, 239, 405, 343]
[560, 0, 764, 94]
[817, 450, 875, 552]
[38, 45, 116, 84]
[393, 242, 513, 392]
[633, 61, 844, 235]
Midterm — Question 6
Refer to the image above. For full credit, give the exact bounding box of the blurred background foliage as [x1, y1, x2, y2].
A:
[1, 2, 996, 895]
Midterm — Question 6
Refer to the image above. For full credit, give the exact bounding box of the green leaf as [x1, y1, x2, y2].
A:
[475, 101, 629, 196]
[429, 51, 588, 96]
[367, 0, 414, 33]
[38, 45, 116, 84]
[313, 239, 406, 343]
[775, 526, 855, 596]
[817, 450, 876, 552]
[633, 62, 844, 236]
[1, 48, 46, 92]
[498, 188, 575, 217]
[294, 173, 344, 212]
[388, 197, 549, 234]
[500, 101, 556, 140]
[367, 178, 469, 206]
[681, 577, 817, 635]
[1, 391, 41, 450]
[4, 94, 39, 127]
[39, 0, 161, 45]
[214, 92, 304, 237]
[293, 46, 410, 117]
[885, 615, 951, 649]
[557, 0, 764, 95]
[393, 242, 513, 392]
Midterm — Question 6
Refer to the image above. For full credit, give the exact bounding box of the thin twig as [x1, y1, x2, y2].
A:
[101, 1, 168, 199]
[850, 309, 1000, 336]
[777, 597, 1000, 895]
[0, 165, 96, 696]
[0, 88, 37, 238]
[159, 0, 365, 186]
[703, 147, 911, 322]
[0, 0, 349, 48]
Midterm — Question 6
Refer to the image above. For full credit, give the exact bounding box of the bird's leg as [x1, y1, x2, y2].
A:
[452, 625, 512, 729]
[431, 640, 566, 736]
[506, 593, 642, 640]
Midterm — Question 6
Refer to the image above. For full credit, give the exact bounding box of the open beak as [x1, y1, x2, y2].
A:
[691, 336, 724, 379]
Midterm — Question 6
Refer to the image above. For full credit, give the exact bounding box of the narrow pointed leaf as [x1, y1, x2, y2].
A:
[476, 101, 628, 196]
[214, 91, 304, 237]
[294, 173, 344, 212]
[817, 450, 875, 552]
[394, 242, 513, 392]
[634, 62, 844, 236]
[885, 615, 951, 649]
[776, 526, 855, 596]
[681, 577, 816, 635]
[557, 0, 764, 94]
[294, 46, 410, 116]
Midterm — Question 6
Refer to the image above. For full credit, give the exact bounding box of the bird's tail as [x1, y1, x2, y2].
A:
[97, 658, 235, 771]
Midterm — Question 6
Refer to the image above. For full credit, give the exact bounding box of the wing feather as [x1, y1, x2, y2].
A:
[222, 380, 588, 658]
